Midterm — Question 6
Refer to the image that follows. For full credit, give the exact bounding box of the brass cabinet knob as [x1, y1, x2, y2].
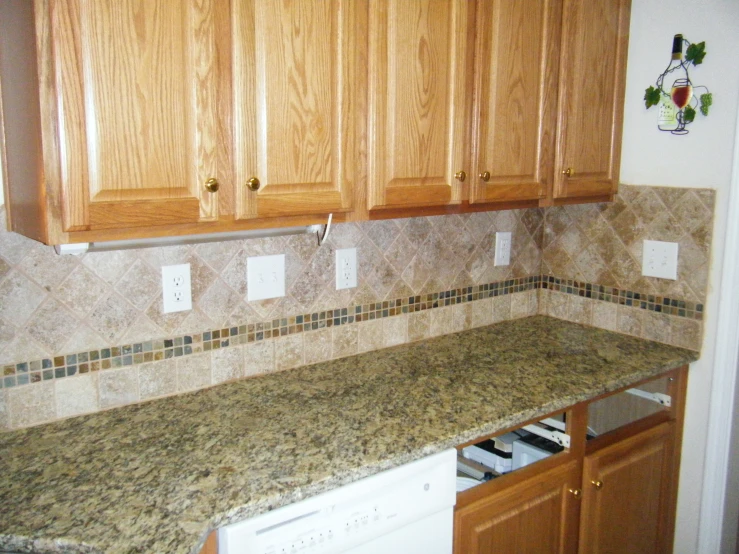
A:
[591, 479, 603, 490]
[246, 177, 261, 191]
[205, 178, 219, 193]
[569, 488, 582, 498]
[562, 167, 574, 177]
[479, 171, 491, 182]
[455, 171, 467, 182]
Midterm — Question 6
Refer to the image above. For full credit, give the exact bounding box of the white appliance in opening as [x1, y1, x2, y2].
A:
[219, 449, 457, 554]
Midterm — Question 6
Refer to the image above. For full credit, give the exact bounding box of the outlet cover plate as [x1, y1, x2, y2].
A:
[336, 248, 357, 290]
[642, 240, 679, 280]
[247, 254, 286, 301]
[162, 263, 192, 314]
[494, 232, 512, 266]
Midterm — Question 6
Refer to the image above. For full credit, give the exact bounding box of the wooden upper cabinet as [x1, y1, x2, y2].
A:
[469, 0, 561, 205]
[579, 422, 675, 554]
[231, 0, 358, 220]
[552, 0, 631, 201]
[46, 0, 230, 234]
[367, 0, 471, 211]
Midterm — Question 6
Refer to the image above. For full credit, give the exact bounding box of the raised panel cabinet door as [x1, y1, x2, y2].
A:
[553, 0, 630, 200]
[367, 0, 471, 211]
[232, 0, 357, 219]
[47, 0, 228, 232]
[454, 460, 581, 554]
[579, 422, 675, 554]
[469, 0, 561, 205]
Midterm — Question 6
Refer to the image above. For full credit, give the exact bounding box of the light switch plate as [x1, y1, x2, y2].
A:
[494, 232, 512, 267]
[336, 248, 357, 290]
[642, 240, 679, 280]
[247, 254, 286, 301]
[162, 264, 192, 314]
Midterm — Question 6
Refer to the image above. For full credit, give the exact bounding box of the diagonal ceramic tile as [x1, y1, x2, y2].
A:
[400, 254, 431, 294]
[89, 292, 141, 344]
[19, 243, 80, 292]
[25, 298, 80, 353]
[365, 219, 401, 251]
[194, 240, 242, 272]
[0, 331, 50, 366]
[83, 249, 139, 285]
[672, 190, 712, 234]
[384, 234, 417, 274]
[137, 244, 192, 271]
[0, 270, 47, 327]
[402, 217, 434, 249]
[197, 277, 243, 326]
[62, 323, 109, 355]
[327, 221, 365, 250]
[115, 259, 161, 310]
[56, 265, 109, 318]
[175, 308, 218, 337]
[119, 314, 165, 345]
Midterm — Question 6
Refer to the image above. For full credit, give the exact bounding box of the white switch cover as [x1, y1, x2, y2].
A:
[336, 248, 357, 290]
[642, 240, 679, 280]
[494, 232, 512, 266]
[162, 263, 192, 314]
[247, 254, 286, 301]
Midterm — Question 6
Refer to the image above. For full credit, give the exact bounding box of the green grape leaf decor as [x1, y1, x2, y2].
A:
[643, 34, 712, 135]
[686, 41, 707, 66]
[644, 86, 661, 109]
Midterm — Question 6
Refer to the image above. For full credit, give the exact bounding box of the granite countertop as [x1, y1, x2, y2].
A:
[0, 316, 698, 554]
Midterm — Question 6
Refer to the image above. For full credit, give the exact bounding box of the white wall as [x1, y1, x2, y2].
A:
[620, 1, 739, 552]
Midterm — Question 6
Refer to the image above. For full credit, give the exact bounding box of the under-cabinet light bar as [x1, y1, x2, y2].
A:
[54, 224, 323, 255]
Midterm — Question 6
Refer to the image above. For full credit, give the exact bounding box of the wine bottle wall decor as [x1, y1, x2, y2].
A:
[644, 34, 713, 135]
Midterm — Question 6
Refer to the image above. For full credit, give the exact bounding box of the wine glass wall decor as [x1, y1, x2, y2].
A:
[644, 34, 713, 135]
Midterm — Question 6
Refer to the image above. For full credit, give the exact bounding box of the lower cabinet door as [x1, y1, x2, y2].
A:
[579, 422, 675, 554]
[454, 460, 581, 554]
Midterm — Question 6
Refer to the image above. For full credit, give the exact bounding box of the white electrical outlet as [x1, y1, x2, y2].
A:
[642, 240, 679, 280]
[494, 232, 512, 266]
[336, 248, 357, 290]
[247, 254, 286, 301]
[162, 263, 192, 314]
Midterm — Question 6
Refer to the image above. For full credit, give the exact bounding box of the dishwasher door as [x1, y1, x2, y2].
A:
[219, 449, 457, 554]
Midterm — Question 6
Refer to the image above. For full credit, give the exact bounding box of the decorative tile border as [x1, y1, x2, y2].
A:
[1, 276, 541, 390]
[541, 275, 704, 320]
[0, 273, 704, 391]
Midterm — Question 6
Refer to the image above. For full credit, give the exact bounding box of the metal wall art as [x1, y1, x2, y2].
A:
[644, 34, 712, 135]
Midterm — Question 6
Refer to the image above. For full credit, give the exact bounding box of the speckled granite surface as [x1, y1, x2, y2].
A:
[0, 316, 698, 554]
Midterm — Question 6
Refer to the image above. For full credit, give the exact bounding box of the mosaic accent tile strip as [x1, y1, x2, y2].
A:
[541, 276, 704, 320]
[0, 273, 705, 390]
[0, 277, 540, 389]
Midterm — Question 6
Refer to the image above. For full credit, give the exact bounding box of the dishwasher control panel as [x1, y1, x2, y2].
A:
[219, 449, 457, 554]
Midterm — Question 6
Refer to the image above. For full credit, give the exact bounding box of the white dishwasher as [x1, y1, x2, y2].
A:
[219, 448, 457, 554]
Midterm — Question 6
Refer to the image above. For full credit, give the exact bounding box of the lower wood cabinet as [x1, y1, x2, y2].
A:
[454, 460, 581, 554]
[454, 366, 687, 554]
[580, 422, 676, 554]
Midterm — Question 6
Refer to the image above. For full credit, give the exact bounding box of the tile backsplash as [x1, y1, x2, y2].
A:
[0, 185, 714, 430]
[540, 185, 713, 350]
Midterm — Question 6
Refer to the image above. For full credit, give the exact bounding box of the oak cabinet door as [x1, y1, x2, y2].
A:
[579, 422, 675, 554]
[454, 460, 581, 554]
[469, 0, 561, 205]
[232, 0, 357, 219]
[49, 0, 228, 232]
[367, 0, 471, 211]
[553, 0, 630, 200]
